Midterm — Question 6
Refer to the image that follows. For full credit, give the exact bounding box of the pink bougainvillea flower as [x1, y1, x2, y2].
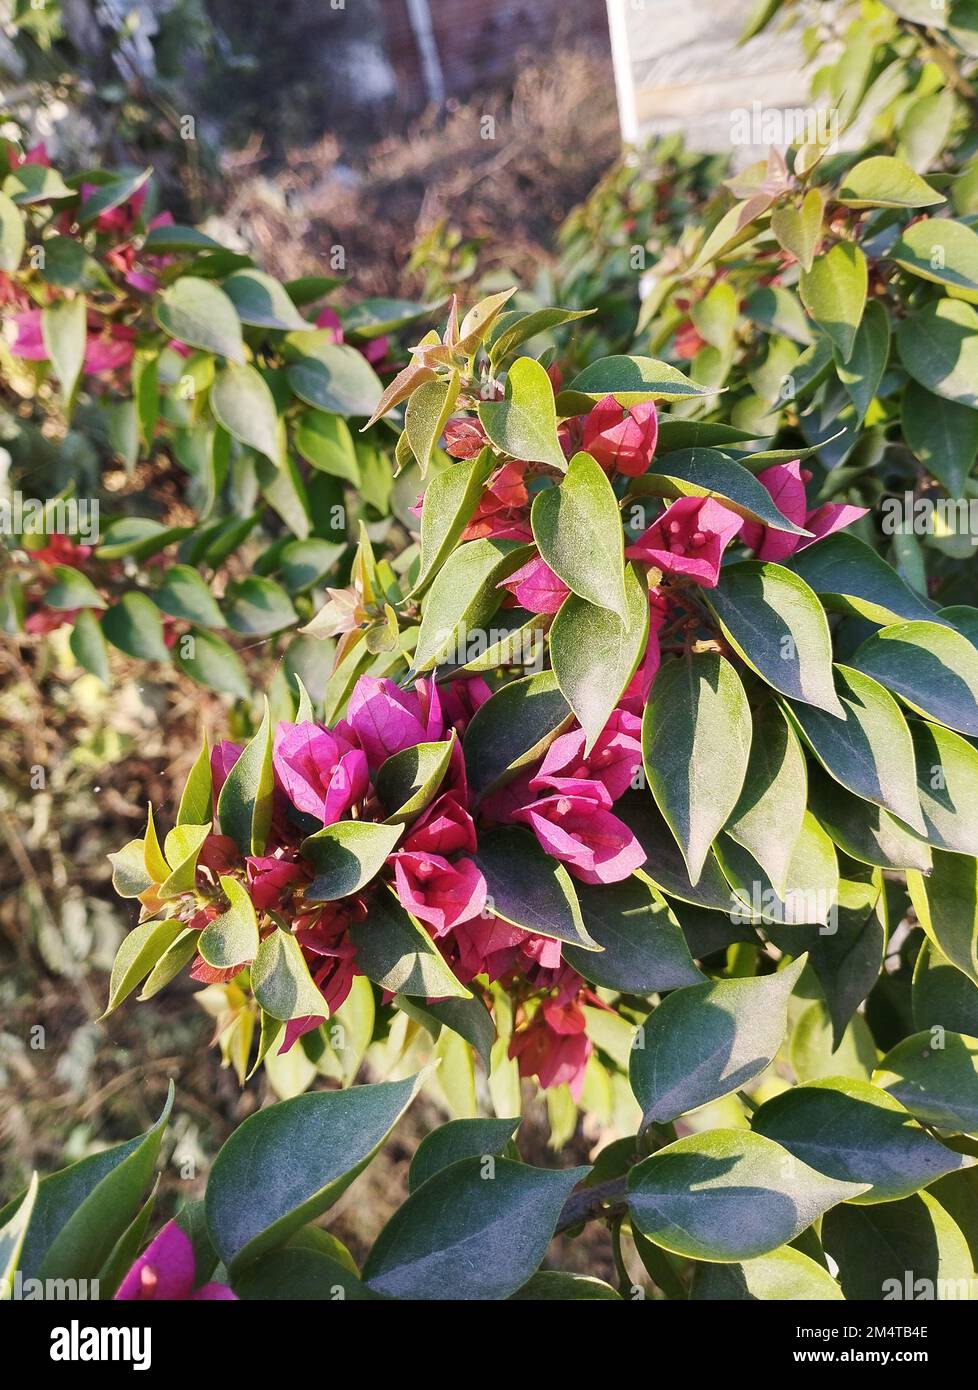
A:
[84, 320, 137, 373]
[443, 417, 488, 459]
[673, 319, 708, 360]
[581, 394, 659, 477]
[29, 533, 93, 566]
[196, 834, 240, 880]
[403, 792, 478, 856]
[460, 461, 530, 541]
[626, 495, 743, 588]
[24, 606, 78, 635]
[392, 851, 487, 934]
[272, 722, 368, 824]
[531, 708, 642, 801]
[499, 555, 570, 614]
[438, 674, 491, 735]
[618, 592, 669, 715]
[210, 741, 244, 797]
[346, 676, 444, 767]
[512, 778, 646, 884]
[115, 1221, 236, 1301]
[315, 306, 344, 341]
[10, 308, 136, 374]
[509, 998, 592, 1100]
[246, 853, 307, 910]
[740, 460, 868, 562]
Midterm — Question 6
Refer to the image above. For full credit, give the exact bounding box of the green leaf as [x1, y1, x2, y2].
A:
[410, 448, 495, 596]
[822, 1193, 973, 1300]
[376, 737, 455, 823]
[222, 269, 307, 330]
[770, 187, 824, 272]
[46, 565, 106, 611]
[0, 190, 25, 272]
[901, 380, 978, 496]
[233, 1247, 370, 1300]
[488, 306, 594, 366]
[907, 850, 978, 987]
[223, 575, 297, 635]
[563, 874, 703, 992]
[69, 608, 110, 684]
[838, 155, 945, 208]
[510, 1272, 622, 1300]
[471, 826, 597, 949]
[627, 1128, 866, 1262]
[156, 277, 244, 362]
[629, 959, 806, 1125]
[302, 821, 403, 901]
[896, 298, 978, 407]
[205, 1073, 423, 1269]
[718, 811, 839, 928]
[850, 620, 978, 736]
[753, 1077, 974, 1203]
[531, 450, 628, 619]
[253, 927, 329, 1021]
[615, 791, 734, 910]
[766, 869, 887, 1047]
[892, 217, 978, 293]
[217, 700, 274, 854]
[705, 561, 844, 716]
[107, 839, 152, 899]
[286, 338, 384, 417]
[349, 891, 470, 998]
[560, 356, 715, 412]
[642, 652, 752, 885]
[408, 1117, 520, 1193]
[102, 920, 186, 1016]
[913, 939, 978, 1037]
[159, 822, 210, 898]
[198, 875, 260, 968]
[3, 162, 73, 204]
[725, 702, 807, 896]
[799, 243, 868, 362]
[77, 168, 151, 225]
[102, 592, 170, 662]
[910, 719, 978, 855]
[691, 1245, 843, 1300]
[743, 284, 813, 345]
[41, 295, 86, 407]
[788, 532, 939, 625]
[176, 628, 249, 699]
[478, 356, 566, 469]
[412, 537, 528, 671]
[153, 564, 224, 627]
[875, 1031, 978, 1133]
[211, 363, 283, 466]
[629, 448, 811, 535]
[96, 517, 189, 562]
[363, 1157, 587, 1300]
[404, 373, 459, 476]
[29, 1085, 173, 1283]
[0, 1173, 37, 1294]
[550, 571, 649, 751]
[836, 298, 889, 424]
[463, 670, 572, 800]
[787, 664, 925, 831]
[398, 992, 496, 1070]
[791, 1000, 878, 1084]
[278, 539, 344, 595]
[142, 224, 223, 253]
[294, 409, 360, 483]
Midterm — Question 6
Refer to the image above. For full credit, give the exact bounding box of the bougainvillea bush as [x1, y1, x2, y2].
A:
[0, 137, 433, 703]
[56, 276, 978, 1300]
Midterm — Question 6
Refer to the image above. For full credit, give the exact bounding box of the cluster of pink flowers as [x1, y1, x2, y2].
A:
[186, 665, 650, 1098]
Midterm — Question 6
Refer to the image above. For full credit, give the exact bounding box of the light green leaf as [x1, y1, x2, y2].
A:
[302, 821, 403, 901]
[849, 620, 978, 736]
[725, 702, 807, 896]
[376, 736, 455, 824]
[211, 363, 283, 467]
[822, 1192, 973, 1301]
[217, 700, 274, 854]
[705, 561, 844, 716]
[627, 1128, 866, 1262]
[770, 187, 824, 272]
[198, 875, 260, 969]
[559, 355, 713, 412]
[629, 958, 806, 1125]
[799, 243, 868, 363]
[531, 450, 628, 620]
[907, 851, 978, 987]
[629, 449, 811, 535]
[550, 565, 649, 752]
[642, 652, 752, 885]
[837, 155, 945, 209]
[286, 338, 383, 417]
[41, 295, 86, 406]
[910, 719, 978, 856]
[896, 298, 978, 407]
[222, 269, 307, 330]
[478, 356, 566, 469]
[875, 1031, 978, 1133]
[253, 927, 329, 1021]
[156, 277, 244, 362]
[413, 537, 529, 671]
[901, 380, 978, 496]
